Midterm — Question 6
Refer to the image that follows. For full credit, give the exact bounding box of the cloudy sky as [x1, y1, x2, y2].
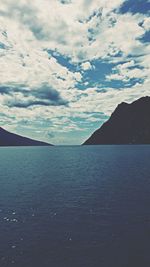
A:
[0, 0, 150, 145]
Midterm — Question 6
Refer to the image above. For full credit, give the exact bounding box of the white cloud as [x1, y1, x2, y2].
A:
[142, 17, 150, 31]
[106, 54, 150, 82]
[0, 0, 149, 144]
[81, 61, 93, 71]
[0, 0, 130, 63]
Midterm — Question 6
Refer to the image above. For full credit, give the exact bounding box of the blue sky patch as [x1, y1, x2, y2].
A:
[120, 0, 150, 14]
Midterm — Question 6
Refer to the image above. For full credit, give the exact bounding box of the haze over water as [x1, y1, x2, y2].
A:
[0, 145, 150, 267]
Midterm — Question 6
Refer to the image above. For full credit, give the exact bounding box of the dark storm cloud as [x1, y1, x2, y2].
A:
[6, 98, 68, 108]
[0, 86, 11, 94]
[60, 0, 72, 4]
[0, 84, 68, 108]
[32, 85, 61, 102]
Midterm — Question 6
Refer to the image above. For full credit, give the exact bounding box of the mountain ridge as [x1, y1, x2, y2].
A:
[0, 127, 52, 146]
[83, 96, 150, 145]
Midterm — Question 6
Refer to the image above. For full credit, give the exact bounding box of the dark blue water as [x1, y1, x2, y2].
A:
[0, 146, 150, 267]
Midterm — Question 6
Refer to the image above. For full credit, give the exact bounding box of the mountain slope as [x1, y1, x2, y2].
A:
[83, 96, 150, 145]
[0, 127, 52, 146]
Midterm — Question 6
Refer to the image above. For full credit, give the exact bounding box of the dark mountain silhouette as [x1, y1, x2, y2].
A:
[0, 127, 52, 146]
[83, 96, 150, 145]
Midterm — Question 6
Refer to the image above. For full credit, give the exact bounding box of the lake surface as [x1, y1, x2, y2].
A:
[0, 145, 150, 267]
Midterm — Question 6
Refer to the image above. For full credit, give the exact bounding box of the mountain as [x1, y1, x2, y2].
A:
[83, 96, 150, 145]
[0, 127, 52, 146]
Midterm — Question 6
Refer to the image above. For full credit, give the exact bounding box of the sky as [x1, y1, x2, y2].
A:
[0, 0, 150, 145]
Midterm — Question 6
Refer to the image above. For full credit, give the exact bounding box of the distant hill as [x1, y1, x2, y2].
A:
[0, 127, 52, 146]
[83, 96, 150, 145]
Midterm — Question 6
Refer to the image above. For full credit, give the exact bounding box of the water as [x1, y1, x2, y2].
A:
[0, 145, 150, 267]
